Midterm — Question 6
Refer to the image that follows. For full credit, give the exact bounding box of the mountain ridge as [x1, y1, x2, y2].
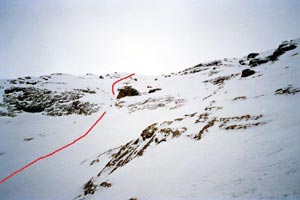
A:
[0, 38, 300, 200]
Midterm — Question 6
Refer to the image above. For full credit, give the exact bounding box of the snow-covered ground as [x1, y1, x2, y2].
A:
[0, 39, 299, 200]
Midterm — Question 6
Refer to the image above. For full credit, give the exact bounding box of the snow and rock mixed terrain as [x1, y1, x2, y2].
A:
[0, 39, 300, 200]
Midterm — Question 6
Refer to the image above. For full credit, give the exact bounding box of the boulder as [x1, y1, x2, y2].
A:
[117, 86, 139, 99]
[241, 69, 255, 77]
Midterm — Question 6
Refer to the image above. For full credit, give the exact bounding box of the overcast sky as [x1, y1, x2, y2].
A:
[0, 0, 300, 79]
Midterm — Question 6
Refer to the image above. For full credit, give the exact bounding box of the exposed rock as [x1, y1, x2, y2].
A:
[24, 138, 34, 141]
[269, 42, 297, 61]
[40, 75, 51, 81]
[194, 118, 217, 140]
[117, 86, 139, 99]
[204, 73, 239, 86]
[160, 128, 184, 138]
[25, 80, 37, 85]
[148, 88, 161, 94]
[141, 123, 157, 140]
[90, 159, 100, 166]
[74, 88, 96, 94]
[100, 181, 112, 188]
[96, 118, 189, 178]
[119, 96, 184, 113]
[2, 87, 100, 117]
[219, 114, 264, 130]
[275, 85, 300, 95]
[51, 73, 63, 75]
[224, 122, 265, 130]
[179, 60, 222, 75]
[195, 113, 209, 123]
[249, 58, 268, 67]
[241, 69, 255, 77]
[247, 53, 259, 59]
[239, 60, 246, 65]
[232, 96, 247, 101]
[90, 111, 267, 196]
[249, 41, 297, 67]
[83, 179, 97, 195]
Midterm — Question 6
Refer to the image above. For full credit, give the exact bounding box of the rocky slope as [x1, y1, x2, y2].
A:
[0, 39, 300, 200]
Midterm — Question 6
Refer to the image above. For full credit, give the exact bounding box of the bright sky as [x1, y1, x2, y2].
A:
[0, 0, 300, 79]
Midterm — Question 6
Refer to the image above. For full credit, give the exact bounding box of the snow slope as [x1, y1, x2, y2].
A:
[0, 39, 300, 200]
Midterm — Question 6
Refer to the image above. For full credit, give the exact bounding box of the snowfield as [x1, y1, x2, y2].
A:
[0, 39, 300, 200]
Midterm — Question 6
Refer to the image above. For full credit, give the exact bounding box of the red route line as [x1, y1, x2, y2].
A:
[0, 73, 135, 184]
[0, 112, 107, 184]
[112, 73, 135, 95]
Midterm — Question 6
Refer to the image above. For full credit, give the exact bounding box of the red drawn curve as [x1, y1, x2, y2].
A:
[112, 73, 135, 95]
[0, 111, 106, 184]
